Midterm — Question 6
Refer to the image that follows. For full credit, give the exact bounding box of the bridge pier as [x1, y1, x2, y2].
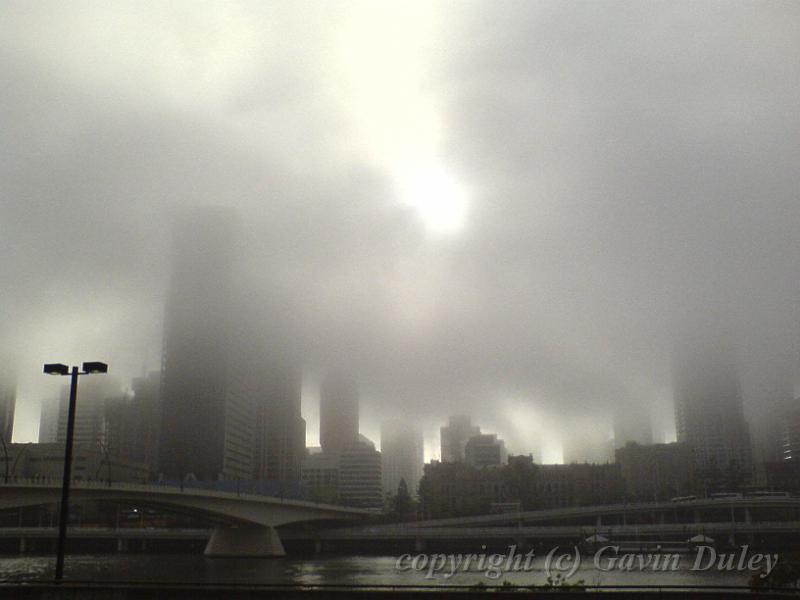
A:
[204, 524, 285, 558]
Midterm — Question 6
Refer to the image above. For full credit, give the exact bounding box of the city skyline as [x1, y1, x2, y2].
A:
[3, 0, 800, 473]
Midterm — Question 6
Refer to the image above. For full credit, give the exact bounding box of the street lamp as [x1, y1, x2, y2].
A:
[43, 361, 108, 582]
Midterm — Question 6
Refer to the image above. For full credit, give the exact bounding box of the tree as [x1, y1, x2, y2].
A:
[394, 478, 411, 519]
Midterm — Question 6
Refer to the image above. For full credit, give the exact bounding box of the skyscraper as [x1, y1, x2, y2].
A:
[440, 415, 480, 463]
[105, 371, 161, 477]
[0, 374, 15, 444]
[673, 335, 752, 478]
[380, 419, 424, 497]
[38, 396, 59, 444]
[159, 208, 305, 482]
[254, 362, 306, 482]
[339, 435, 383, 509]
[159, 208, 251, 481]
[319, 374, 359, 456]
[57, 376, 122, 447]
[613, 402, 653, 449]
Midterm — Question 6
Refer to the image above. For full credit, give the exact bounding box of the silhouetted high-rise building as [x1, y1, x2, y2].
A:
[38, 396, 59, 443]
[159, 209, 306, 482]
[613, 402, 653, 449]
[380, 420, 424, 497]
[464, 433, 507, 468]
[673, 335, 752, 478]
[782, 399, 800, 462]
[105, 371, 161, 477]
[339, 435, 382, 509]
[320, 374, 359, 456]
[0, 375, 15, 444]
[159, 208, 253, 481]
[440, 415, 480, 463]
[254, 362, 306, 482]
[57, 376, 122, 447]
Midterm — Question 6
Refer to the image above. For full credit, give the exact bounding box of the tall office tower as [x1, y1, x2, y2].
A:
[380, 420, 424, 497]
[746, 376, 794, 466]
[131, 371, 161, 476]
[105, 371, 161, 477]
[254, 362, 306, 482]
[319, 374, 359, 456]
[673, 335, 752, 478]
[57, 376, 122, 446]
[38, 397, 59, 443]
[613, 402, 653, 449]
[105, 394, 143, 459]
[159, 208, 253, 481]
[440, 415, 480, 463]
[782, 399, 800, 461]
[339, 435, 383, 509]
[0, 375, 16, 443]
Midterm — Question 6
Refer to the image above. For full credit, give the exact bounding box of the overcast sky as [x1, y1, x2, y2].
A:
[3, 1, 799, 461]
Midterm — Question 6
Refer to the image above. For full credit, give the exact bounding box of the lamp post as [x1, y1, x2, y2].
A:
[43, 361, 107, 582]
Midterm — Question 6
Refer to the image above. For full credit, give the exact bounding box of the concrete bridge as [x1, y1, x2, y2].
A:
[0, 480, 370, 557]
[286, 497, 800, 552]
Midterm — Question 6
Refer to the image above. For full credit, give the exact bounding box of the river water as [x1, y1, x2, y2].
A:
[0, 553, 754, 589]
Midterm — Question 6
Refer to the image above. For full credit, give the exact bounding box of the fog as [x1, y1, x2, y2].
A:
[3, 1, 799, 461]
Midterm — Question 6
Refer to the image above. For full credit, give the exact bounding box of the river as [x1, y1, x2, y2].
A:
[0, 553, 754, 589]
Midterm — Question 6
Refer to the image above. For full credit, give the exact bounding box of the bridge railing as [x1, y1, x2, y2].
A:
[0, 477, 373, 514]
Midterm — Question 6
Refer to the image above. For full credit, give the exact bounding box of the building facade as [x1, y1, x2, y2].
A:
[38, 397, 59, 444]
[380, 420, 424, 497]
[464, 433, 507, 468]
[338, 435, 382, 509]
[673, 336, 752, 480]
[615, 441, 694, 501]
[440, 415, 480, 463]
[319, 374, 359, 456]
[0, 375, 15, 444]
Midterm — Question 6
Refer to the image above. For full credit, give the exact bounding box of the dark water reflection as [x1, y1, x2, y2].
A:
[0, 554, 751, 588]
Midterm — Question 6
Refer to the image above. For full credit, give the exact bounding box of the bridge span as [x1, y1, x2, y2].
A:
[0, 480, 369, 557]
[285, 497, 800, 552]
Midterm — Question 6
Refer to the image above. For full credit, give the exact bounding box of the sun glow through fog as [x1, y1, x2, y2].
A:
[336, 2, 468, 235]
[399, 164, 468, 234]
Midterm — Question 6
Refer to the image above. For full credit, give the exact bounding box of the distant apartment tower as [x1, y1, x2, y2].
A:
[380, 420, 424, 497]
[464, 433, 507, 468]
[319, 374, 359, 456]
[0, 376, 15, 443]
[673, 335, 752, 477]
[159, 208, 254, 481]
[440, 415, 480, 463]
[338, 435, 383, 509]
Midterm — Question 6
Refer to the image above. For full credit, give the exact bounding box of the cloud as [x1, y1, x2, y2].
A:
[2, 1, 799, 457]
